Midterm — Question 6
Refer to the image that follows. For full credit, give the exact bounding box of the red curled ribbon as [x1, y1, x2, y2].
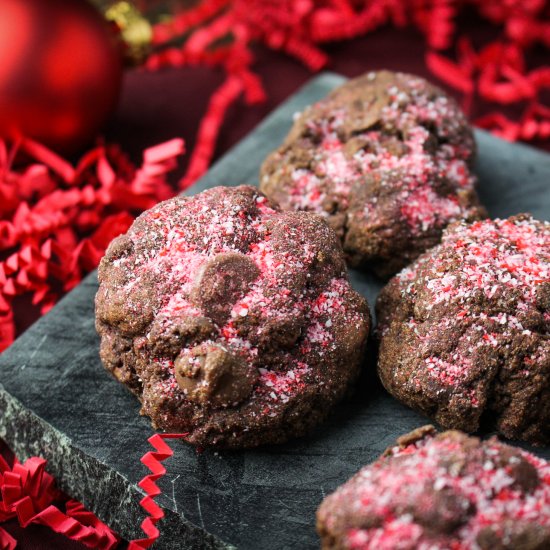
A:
[128, 434, 188, 550]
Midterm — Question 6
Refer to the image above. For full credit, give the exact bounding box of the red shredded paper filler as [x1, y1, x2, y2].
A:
[0, 137, 185, 352]
[145, 0, 550, 187]
[0, 453, 118, 549]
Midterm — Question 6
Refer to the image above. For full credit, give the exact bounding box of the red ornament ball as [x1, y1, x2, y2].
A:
[0, 0, 123, 153]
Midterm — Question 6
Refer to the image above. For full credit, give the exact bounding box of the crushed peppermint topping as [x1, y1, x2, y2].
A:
[387, 216, 549, 406]
[425, 356, 473, 386]
[399, 217, 549, 312]
[271, 73, 478, 236]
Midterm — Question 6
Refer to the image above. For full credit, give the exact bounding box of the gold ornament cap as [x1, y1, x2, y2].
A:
[104, 1, 153, 63]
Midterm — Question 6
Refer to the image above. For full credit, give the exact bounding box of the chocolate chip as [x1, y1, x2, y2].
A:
[535, 282, 550, 311]
[149, 315, 216, 357]
[95, 278, 156, 335]
[343, 95, 387, 136]
[510, 459, 540, 493]
[98, 235, 134, 284]
[477, 522, 550, 550]
[493, 444, 540, 493]
[411, 486, 474, 533]
[106, 234, 134, 260]
[343, 136, 369, 157]
[175, 343, 257, 407]
[190, 253, 260, 325]
[388, 425, 437, 455]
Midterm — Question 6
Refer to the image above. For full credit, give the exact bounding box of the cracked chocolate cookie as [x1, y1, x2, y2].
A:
[377, 215, 550, 445]
[95, 185, 370, 448]
[260, 70, 486, 278]
[317, 426, 550, 550]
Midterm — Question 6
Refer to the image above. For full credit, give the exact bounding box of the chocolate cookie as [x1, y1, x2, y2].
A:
[377, 215, 550, 444]
[95, 185, 370, 448]
[317, 426, 550, 550]
[260, 70, 486, 277]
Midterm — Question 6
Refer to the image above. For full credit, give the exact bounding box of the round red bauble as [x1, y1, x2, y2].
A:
[0, 0, 123, 153]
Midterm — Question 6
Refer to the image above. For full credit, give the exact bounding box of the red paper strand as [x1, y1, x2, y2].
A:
[0, 529, 16, 550]
[180, 76, 243, 188]
[127, 434, 187, 550]
[425, 51, 474, 94]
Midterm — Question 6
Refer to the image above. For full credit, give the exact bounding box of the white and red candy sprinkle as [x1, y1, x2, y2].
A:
[394, 216, 549, 391]
[115, 186, 367, 407]
[275, 74, 477, 235]
[399, 216, 549, 311]
[401, 217, 550, 306]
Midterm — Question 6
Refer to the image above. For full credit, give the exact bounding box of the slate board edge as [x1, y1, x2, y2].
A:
[0, 325, 230, 550]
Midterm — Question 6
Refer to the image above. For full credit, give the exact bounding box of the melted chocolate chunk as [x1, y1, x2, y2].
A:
[175, 343, 256, 407]
[190, 253, 260, 325]
[148, 315, 216, 357]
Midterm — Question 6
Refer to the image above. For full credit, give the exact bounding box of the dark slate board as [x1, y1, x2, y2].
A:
[0, 73, 549, 550]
